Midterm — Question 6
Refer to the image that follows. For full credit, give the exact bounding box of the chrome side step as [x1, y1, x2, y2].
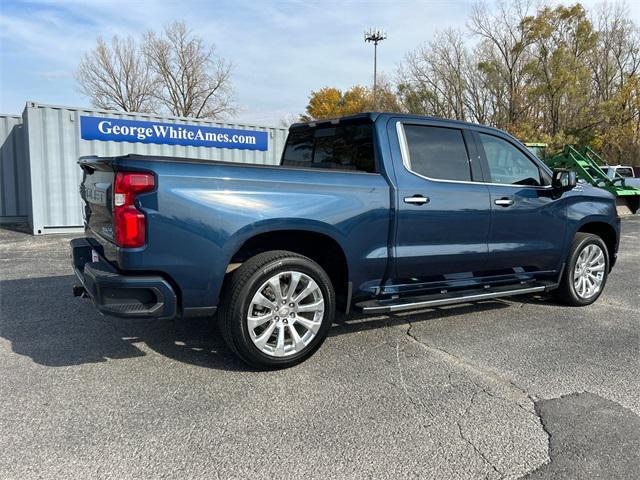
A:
[358, 284, 553, 314]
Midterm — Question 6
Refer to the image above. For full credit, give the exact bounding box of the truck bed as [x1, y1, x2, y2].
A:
[79, 154, 391, 315]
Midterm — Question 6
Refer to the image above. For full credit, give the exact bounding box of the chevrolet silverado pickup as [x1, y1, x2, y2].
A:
[72, 113, 620, 368]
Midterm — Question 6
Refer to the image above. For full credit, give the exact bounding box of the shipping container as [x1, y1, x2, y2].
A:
[0, 101, 288, 234]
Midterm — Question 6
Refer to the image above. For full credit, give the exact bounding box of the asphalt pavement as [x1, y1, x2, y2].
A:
[1, 218, 638, 479]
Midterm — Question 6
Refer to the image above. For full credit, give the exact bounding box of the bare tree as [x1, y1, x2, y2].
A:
[279, 113, 299, 128]
[75, 35, 159, 112]
[465, 43, 495, 125]
[399, 29, 492, 123]
[469, 0, 536, 128]
[590, 2, 640, 101]
[402, 30, 468, 120]
[144, 21, 235, 119]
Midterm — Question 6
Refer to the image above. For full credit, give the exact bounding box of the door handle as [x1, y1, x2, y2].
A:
[404, 195, 430, 205]
[494, 197, 514, 207]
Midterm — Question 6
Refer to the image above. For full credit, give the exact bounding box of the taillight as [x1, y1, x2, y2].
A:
[113, 172, 155, 248]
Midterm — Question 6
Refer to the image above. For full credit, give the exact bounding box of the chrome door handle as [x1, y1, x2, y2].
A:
[494, 198, 514, 207]
[404, 195, 430, 205]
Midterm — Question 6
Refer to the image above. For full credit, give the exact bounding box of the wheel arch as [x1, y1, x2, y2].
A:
[227, 226, 350, 310]
[576, 220, 618, 269]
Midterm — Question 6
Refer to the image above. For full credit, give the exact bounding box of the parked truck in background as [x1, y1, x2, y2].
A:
[72, 113, 620, 368]
[601, 165, 640, 189]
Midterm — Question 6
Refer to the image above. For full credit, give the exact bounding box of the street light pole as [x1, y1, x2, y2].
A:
[364, 28, 387, 104]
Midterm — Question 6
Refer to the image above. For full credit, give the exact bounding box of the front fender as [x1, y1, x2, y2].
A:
[562, 187, 620, 265]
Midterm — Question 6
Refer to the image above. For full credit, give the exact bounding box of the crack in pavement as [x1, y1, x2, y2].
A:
[395, 341, 436, 424]
[456, 389, 505, 478]
[404, 318, 539, 407]
[401, 317, 551, 478]
[478, 384, 539, 419]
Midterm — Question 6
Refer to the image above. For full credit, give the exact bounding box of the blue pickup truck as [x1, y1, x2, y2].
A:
[72, 113, 620, 368]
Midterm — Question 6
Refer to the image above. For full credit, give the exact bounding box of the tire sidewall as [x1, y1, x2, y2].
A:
[232, 256, 335, 368]
[565, 234, 609, 306]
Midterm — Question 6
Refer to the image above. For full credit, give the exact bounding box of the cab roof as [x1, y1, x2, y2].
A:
[290, 112, 508, 135]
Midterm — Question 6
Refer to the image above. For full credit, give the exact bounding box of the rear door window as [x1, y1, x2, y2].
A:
[403, 125, 472, 181]
[282, 122, 375, 173]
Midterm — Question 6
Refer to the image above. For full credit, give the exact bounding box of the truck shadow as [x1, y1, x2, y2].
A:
[1, 274, 512, 372]
[0, 274, 250, 370]
[330, 299, 513, 338]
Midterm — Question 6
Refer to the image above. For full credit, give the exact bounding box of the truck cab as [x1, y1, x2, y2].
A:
[601, 165, 640, 189]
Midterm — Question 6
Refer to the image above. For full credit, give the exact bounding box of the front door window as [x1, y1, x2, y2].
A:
[478, 133, 544, 186]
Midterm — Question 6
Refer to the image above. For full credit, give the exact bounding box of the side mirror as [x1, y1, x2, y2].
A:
[552, 169, 577, 190]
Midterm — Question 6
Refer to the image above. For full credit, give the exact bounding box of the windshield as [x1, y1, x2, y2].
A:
[615, 167, 634, 178]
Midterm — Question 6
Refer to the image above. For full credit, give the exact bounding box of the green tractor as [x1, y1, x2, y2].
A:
[525, 143, 549, 162]
[527, 143, 640, 215]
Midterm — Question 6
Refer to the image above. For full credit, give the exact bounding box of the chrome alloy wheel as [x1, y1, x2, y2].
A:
[573, 244, 606, 299]
[247, 271, 325, 357]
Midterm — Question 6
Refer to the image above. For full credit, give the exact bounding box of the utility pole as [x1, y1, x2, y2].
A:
[364, 28, 387, 105]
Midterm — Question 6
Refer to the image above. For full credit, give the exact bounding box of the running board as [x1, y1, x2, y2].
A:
[357, 282, 556, 314]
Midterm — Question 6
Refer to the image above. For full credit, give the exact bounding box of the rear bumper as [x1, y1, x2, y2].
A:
[70, 238, 177, 320]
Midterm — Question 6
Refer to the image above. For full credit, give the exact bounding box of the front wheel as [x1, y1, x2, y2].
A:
[554, 233, 609, 306]
[218, 250, 335, 369]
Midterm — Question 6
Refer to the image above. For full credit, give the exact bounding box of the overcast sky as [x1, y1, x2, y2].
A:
[1, 0, 638, 125]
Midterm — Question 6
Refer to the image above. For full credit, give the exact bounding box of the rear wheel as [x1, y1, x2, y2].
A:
[554, 233, 609, 306]
[218, 250, 335, 369]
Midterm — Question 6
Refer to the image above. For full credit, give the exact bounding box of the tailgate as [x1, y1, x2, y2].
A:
[79, 157, 116, 244]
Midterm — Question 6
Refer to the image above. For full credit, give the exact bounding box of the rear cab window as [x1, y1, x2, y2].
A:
[402, 124, 473, 181]
[281, 120, 376, 173]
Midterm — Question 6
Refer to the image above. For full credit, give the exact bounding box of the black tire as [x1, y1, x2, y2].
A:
[554, 233, 609, 306]
[218, 250, 335, 369]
